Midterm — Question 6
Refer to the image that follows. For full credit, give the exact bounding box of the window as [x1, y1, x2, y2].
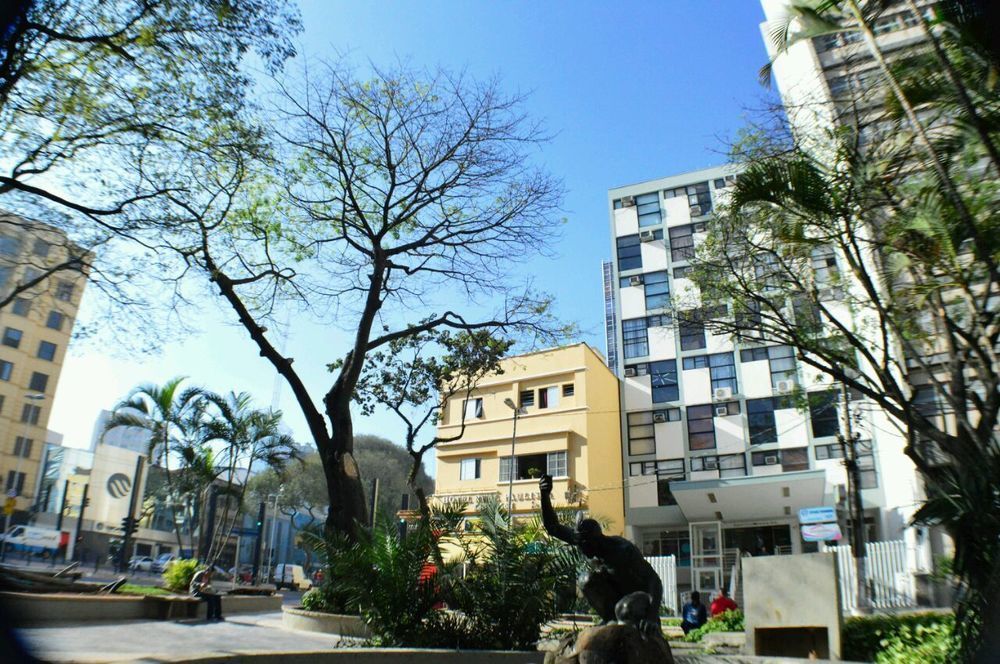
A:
[636, 192, 661, 227]
[547, 451, 567, 477]
[690, 455, 718, 472]
[46, 311, 65, 331]
[715, 400, 741, 416]
[657, 459, 685, 506]
[37, 341, 57, 361]
[0, 360, 12, 381]
[12, 298, 30, 316]
[767, 345, 796, 388]
[538, 386, 560, 409]
[0, 235, 20, 256]
[463, 398, 484, 421]
[781, 447, 809, 472]
[617, 235, 642, 272]
[754, 252, 782, 288]
[646, 313, 671, 328]
[669, 224, 696, 262]
[21, 267, 42, 287]
[650, 360, 679, 403]
[0, 395, 4, 414]
[734, 300, 762, 336]
[627, 412, 655, 456]
[29, 371, 48, 392]
[747, 398, 779, 446]
[13, 437, 32, 458]
[499, 457, 512, 482]
[519, 390, 534, 408]
[686, 404, 716, 450]
[562, 384, 574, 397]
[678, 317, 705, 351]
[814, 443, 845, 460]
[460, 458, 481, 480]
[708, 353, 737, 393]
[682, 355, 708, 370]
[811, 246, 840, 291]
[792, 296, 822, 334]
[5, 471, 26, 495]
[21, 403, 41, 425]
[654, 407, 681, 422]
[673, 265, 693, 279]
[2, 327, 23, 348]
[32, 238, 51, 257]
[719, 453, 747, 478]
[664, 182, 712, 216]
[752, 450, 781, 466]
[642, 529, 691, 565]
[622, 318, 649, 359]
[644, 271, 670, 310]
[55, 280, 74, 302]
[809, 390, 839, 438]
[858, 448, 878, 489]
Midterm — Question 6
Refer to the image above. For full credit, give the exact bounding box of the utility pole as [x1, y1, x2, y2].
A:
[119, 456, 145, 572]
[838, 382, 870, 613]
[368, 478, 379, 528]
[72, 484, 89, 562]
[266, 492, 280, 576]
[55, 479, 69, 560]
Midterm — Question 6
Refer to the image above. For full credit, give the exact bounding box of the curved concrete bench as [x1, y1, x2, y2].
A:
[281, 605, 373, 638]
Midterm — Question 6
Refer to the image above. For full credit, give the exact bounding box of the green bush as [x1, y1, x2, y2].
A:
[162, 559, 201, 593]
[875, 620, 957, 664]
[842, 612, 953, 662]
[684, 609, 744, 642]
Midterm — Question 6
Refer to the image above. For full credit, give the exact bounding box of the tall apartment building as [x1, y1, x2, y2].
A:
[607, 165, 922, 595]
[430, 343, 625, 537]
[760, 0, 937, 136]
[0, 212, 86, 520]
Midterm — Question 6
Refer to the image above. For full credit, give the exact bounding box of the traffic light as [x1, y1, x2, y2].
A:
[120, 516, 138, 536]
[83, 497, 90, 508]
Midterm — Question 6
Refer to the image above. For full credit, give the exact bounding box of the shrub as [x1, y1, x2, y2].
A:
[684, 609, 744, 642]
[162, 559, 201, 593]
[875, 620, 957, 664]
[842, 612, 953, 662]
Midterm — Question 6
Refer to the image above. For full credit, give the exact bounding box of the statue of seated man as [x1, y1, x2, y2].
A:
[539, 474, 662, 636]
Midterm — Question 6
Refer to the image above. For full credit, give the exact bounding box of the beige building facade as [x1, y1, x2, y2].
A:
[0, 212, 86, 517]
[431, 343, 625, 535]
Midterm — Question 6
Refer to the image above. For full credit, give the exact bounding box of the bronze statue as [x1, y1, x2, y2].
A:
[539, 474, 663, 635]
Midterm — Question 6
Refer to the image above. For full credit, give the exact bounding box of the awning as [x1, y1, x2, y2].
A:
[670, 470, 829, 522]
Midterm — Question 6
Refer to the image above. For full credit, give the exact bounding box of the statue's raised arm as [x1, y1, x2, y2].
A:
[539, 474, 576, 544]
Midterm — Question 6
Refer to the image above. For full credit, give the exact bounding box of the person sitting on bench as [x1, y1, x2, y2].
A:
[189, 568, 223, 622]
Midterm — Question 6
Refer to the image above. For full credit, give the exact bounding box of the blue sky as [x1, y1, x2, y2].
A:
[50, 1, 773, 472]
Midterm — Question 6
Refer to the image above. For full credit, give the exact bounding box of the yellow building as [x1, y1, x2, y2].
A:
[431, 343, 625, 535]
[0, 212, 86, 516]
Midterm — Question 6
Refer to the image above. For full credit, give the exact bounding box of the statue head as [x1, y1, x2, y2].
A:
[576, 518, 602, 545]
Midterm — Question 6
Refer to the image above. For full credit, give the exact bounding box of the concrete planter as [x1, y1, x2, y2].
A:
[128, 650, 545, 663]
[2, 590, 281, 624]
[700, 631, 746, 648]
[281, 605, 373, 638]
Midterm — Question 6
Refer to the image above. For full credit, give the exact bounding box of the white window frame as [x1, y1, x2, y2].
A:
[460, 458, 481, 481]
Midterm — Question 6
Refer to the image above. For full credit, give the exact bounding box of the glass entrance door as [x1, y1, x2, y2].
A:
[689, 521, 722, 594]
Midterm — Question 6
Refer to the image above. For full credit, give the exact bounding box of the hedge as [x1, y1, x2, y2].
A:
[841, 612, 953, 662]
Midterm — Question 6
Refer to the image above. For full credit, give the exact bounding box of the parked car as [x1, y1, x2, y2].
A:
[151, 553, 176, 573]
[273, 563, 312, 591]
[128, 556, 154, 572]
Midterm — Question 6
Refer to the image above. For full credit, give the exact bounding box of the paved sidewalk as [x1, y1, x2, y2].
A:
[17, 611, 349, 663]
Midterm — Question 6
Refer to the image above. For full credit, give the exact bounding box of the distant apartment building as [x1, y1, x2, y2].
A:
[430, 343, 625, 536]
[607, 165, 922, 595]
[0, 212, 86, 520]
[760, 0, 937, 136]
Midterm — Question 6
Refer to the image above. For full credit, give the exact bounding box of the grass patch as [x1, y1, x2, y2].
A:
[117, 583, 171, 596]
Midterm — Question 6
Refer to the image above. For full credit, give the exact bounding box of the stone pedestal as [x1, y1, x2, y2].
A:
[544, 624, 674, 664]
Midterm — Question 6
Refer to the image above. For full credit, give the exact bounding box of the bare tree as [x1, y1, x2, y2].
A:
[163, 63, 567, 538]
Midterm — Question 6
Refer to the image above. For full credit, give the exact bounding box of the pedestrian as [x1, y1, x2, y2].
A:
[189, 568, 224, 622]
[710, 587, 738, 616]
[681, 590, 708, 635]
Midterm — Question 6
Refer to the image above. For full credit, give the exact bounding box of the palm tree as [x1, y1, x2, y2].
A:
[199, 391, 298, 566]
[105, 377, 206, 554]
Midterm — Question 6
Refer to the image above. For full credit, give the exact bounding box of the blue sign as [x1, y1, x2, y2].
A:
[232, 528, 260, 537]
[798, 506, 837, 524]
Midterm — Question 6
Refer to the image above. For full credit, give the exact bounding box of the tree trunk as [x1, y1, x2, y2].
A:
[414, 485, 445, 571]
[320, 397, 368, 537]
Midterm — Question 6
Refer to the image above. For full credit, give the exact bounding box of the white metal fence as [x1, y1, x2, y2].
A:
[825, 540, 916, 610]
[645, 554, 678, 614]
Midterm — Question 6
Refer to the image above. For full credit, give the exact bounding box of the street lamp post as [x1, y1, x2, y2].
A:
[503, 398, 527, 518]
[2, 393, 44, 559]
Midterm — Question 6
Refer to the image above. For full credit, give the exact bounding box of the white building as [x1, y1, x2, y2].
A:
[607, 165, 924, 596]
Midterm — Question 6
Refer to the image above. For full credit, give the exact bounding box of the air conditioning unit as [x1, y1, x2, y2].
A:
[624, 367, 637, 378]
[653, 411, 668, 423]
[775, 380, 794, 394]
[629, 275, 644, 286]
[764, 455, 779, 465]
[639, 230, 657, 243]
[704, 457, 719, 470]
[622, 195, 636, 207]
[715, 405, 729, 417]
[713, 387, 733, 401]
[690, 205, 703, 217]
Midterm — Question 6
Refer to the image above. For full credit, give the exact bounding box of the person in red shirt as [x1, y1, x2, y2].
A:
[711, 587, 738, 616]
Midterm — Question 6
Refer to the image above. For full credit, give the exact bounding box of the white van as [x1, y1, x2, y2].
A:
[273, 563, 312, 591]
[1, 526, 61, 552]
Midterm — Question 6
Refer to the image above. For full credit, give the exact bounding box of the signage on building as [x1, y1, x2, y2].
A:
[801, 522, 843, 542]
[106, 473, 132, 499]
[798, 506, 837, 524]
